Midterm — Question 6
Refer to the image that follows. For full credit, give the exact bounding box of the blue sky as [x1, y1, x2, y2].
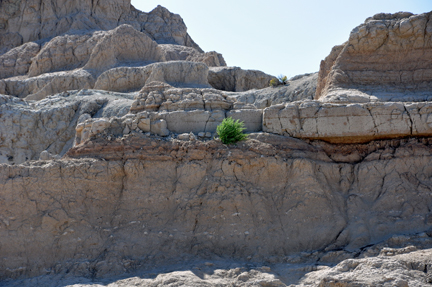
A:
[131, 0, 431, 77]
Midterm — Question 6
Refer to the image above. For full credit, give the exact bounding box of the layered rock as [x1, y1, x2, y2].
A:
[0, 2, 201, 54]
[263, 100, 432, 143]
[316, 11, 432, 102]
[3, 4, 432, 285]
[0, 1, 232, 100]
[297, 244, 432, 286]
[0, 91, 133, 164]
[0, 134, 431, 279]
[208, 66, 275, 92]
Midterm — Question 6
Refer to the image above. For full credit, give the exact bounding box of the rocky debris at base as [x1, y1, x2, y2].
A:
[1, 201, 432, 286]
[1, 134, 432, 280]
[316, 11, 432, 103]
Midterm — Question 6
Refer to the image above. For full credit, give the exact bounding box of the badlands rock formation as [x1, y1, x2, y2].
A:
[0, 1, 274, 100]
[1, 1, 432, 286]
[316, 11, 432, 102]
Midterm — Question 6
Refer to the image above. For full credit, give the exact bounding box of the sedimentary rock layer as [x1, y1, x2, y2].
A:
[0, 2, 201, 53]
[1, 134, 432, 279]
[316, 11, 432, 102]
[263, 100, 432, 143]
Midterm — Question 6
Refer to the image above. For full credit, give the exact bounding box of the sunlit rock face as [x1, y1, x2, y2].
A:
[316, 12, 432, 103]
[1, 2, 432, 285]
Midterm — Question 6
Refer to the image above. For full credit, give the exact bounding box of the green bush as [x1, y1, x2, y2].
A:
[270, 75, 288, 87]
[216, 117, 248, 144]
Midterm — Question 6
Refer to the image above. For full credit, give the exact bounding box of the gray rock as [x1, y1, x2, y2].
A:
[0, 2, 201, 54]
[208, 66, 275, 92]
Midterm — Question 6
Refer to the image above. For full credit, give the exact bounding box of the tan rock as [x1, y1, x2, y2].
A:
[0, 42, 40, 79]
[226, 109, 263, 132]
[160, 44, 226, 67]
[316, 11, 432, 102]
[151, 119, 169, 136]
[28, 32, 104, 77]
[263, 100, 432, 143]
[83, 25, 165, 73]
[0, 90, 133, 164]
[1, 135, 431, 279]
[137, 118, 151, 133]
[1, 69, 96, 100]
[0, 2, 201, 54]
[144, 61, 211, 89]
[209, 66, 274, 92]
[94, 66, 153, 93]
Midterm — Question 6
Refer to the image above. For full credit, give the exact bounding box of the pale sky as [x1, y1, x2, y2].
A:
[131, 0, 431, 77]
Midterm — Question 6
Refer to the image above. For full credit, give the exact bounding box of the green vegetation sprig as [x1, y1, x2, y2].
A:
[216, 117, 248, 144]
[270, 75, 288, 87]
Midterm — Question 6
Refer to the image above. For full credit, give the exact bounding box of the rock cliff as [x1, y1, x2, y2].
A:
[316, 11, 432, 103]
[2, 134, 432, 282]
[1, 2, 432, 286]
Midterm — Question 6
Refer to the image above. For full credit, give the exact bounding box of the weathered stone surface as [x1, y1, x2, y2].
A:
[0, 90, 133, 164]
[0, 134, 431, 280]
[4, 234, 432, 286]
[299, 248, 432, 286]
[225, 73, 318, 109]
[83, 25, 165, 73]
[316, 11, 432, 102]
[0, 42, 40, 79]
[208, 66, 274, 92]
[145, 61, 211, 88]
[130, 82, 230, 113]
[0, 3, 229, 100]
[263, 100, 432, 143]
[2, 70, 96, 100]
[160, 44, 226, 67]
[0, 2, 200, 54]
[94, 66, 153, 93]
[227, 109, 263, 132]
[27, 32, 103, 78]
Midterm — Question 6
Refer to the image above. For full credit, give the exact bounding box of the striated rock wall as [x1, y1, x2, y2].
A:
[1, 134, 432, 279]
[0, 2, 201, 54]
[263, 100, 432, 143]
[0, 91, 134, 164]
[316, 11, 432, 102]
[208, 66, 275, 92]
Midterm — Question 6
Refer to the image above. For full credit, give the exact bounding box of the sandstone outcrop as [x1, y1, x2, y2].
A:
[0, 2, 200, 53]
[263, 100, 432, 143]
[208, 66, 275, 92]
[0, 133, 431, 280]
[0, 90, 133, 164]
[298, 248, 432, 286]
[3, 3, 432, 286]
[316, 11, 432, 103]
[0, 2, 231, 100]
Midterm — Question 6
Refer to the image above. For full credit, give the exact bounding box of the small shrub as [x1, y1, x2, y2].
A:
[270, 75, 288, 87]
[216, 117, 248, 144]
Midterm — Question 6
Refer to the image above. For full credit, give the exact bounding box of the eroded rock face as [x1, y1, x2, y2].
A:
[1, 134, 432, 279]
[0, 91, 133, 164]
[300, 248, 432, 286]
[316, 11, 432, 102]
[208, 66, 275, 92]
[0, 2, 232, 100]
[0, 2, 199, 53]
[263, 100, 432, 143]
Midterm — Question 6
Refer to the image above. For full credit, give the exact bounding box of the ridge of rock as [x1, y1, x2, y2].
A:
[316, 11, 432, 103]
